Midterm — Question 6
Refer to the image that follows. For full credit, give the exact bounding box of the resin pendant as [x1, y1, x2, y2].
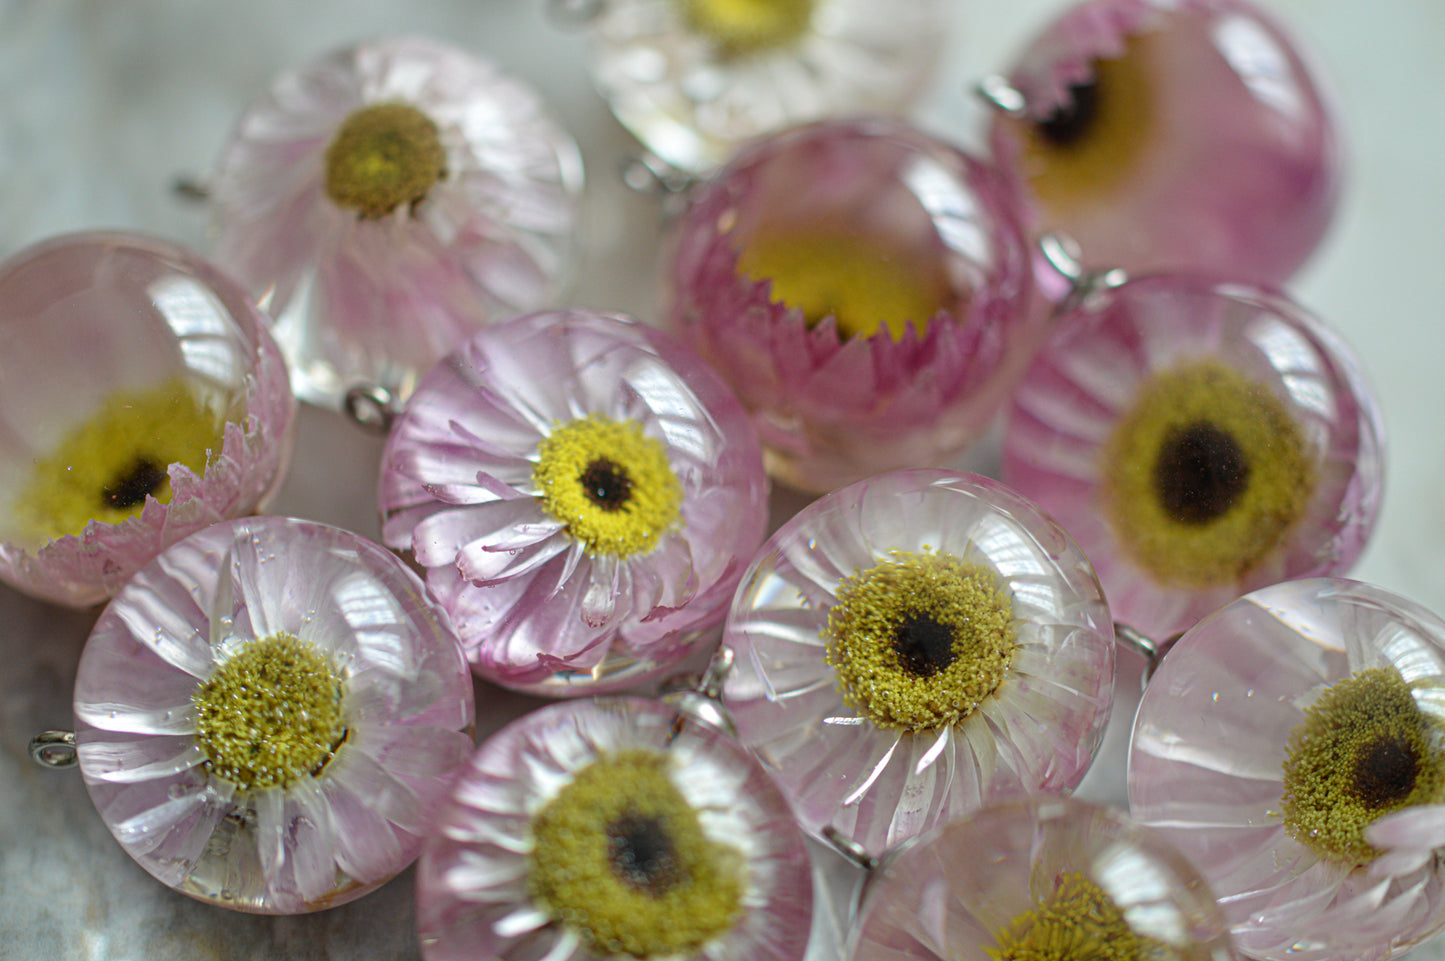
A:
[987, 0, 1341, 286]
[581, 0, 944, 173]
[378, 309, 769, 695]
[0, 232, 294, 607]
[210, 35, 584, 409]
[415, 697, 813, 961]
[847, 797, 1236, 961]
[1002, 274, 1383, 640]
[720, 469, 1115, 857]
[72, 516, 476, 913]
[1129, 578, 1445, 961]
[667, 119, 1038, 493]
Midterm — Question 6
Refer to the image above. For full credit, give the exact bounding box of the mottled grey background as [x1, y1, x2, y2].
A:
[2, 0, 1443, 958]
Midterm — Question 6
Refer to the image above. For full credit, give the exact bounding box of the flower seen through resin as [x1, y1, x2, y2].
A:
[825, 550, 1016, 732]
[1100, 360, 1314, 588]
[192, 632, 347, 793]
[527, 749, 744, 958]
[736, 226, 952, 341]
[533, 414, 684, 557]
[679, 0, 816, 56]
[1280, 666, 1445, 864]
[14, 376, 226, 544]
[989, 871, 1171, 961]
[323, 102, 447, 219]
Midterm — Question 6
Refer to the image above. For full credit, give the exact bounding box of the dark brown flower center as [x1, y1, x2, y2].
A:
[102, 456, 168, 509]
[581, 457, 633, 512]
[893, 611, 957, 678]
[607, 812, 681, 897]
[1037, 78, 1098, 147]
[1152, 421, 1250, 525]
[1352, 733, 1420, 809]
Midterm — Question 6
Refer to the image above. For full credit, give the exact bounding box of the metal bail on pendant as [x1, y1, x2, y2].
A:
[344, 383, 400, 435]
[661, 646, 737, 738]
[975, 74, 1028, 116]
[1040, 232, 1129, 315]
[29, 730, 78, 769]
[1113, 622, 1181, 690]
[822, 825, 878, 872]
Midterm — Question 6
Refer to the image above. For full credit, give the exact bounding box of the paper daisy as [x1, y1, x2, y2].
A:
[986, 0, 1340, 285]
[1130, 578, 1445, 961]
[0, 232, 294, 607]
[582, 0, 944, 172]
[210, 34, 583, 408]
[379, 308, 769, 694]
[667, 119, 1037, 492]
[1002, 274, 1383, 641]
[847, 796, 1237, 961]
[415, 697, 813, 961]
[71, 516, 476, 914]
[720, 469, 1115, 858]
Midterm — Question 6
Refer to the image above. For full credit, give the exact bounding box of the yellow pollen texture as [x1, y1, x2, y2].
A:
[679, 0, 815, 55]
[533, 414, 683, 557]
[1100, 360, 1315, 589]
[990, 871, 1168, 961]
[192, 632, 347, 793]
[527, 749, 744, 958]
[736, 227, 952, 342]
[15, 376, 226, 545]
[1280, 666, 1445, 864]
[825, 550, 1017, 733]
[324, 102, 447, 218]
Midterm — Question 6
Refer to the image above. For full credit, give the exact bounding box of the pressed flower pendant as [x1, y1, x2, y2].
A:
[0, 232, 295, 607]
[210, 35, 584, 409]
[668, 120, 1037, 492]
[720, 469, 1115, 857]
[847, 797, 1237, 961]
[1130, 578, 1445, 961]
[415, 697, 814, 961]
[72, 516, 476, 913]
[1003, 274, 1383, 640]
[379, 309, 769, 694]
[986, 0, 1341, 286]
[579, 0, 944, 172]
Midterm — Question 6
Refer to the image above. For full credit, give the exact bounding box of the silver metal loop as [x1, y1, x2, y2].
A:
[661, 646, 738, 738]
[343, 384, 399, 435]
[1039, 232, 1129, 315]
[171, 175, 211, 203]
[546, 0, 606, 28]
[621, 153, 696, 199]
[29, 730, 78, 769]
[975, 74, 1028, 116]
[822, 826, 877, 872]
[1114, 622, 1182, 690]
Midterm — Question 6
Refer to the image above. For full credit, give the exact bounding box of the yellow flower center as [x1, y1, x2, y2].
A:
[679, 0, 815, 56]
[1005, 30, 1156, 212]
[1281, 667, 1445, 864]
[825, 551, 1016, 733]
[533, 415, 683, 557]
[736, 226, 952, 341]
[14, 376, 226, 545]
[990, 872, 1172, 961]
[324, 102, 447, 219]
[192, 632, 347, 793]
[528, 750, 744, 958]
[1099, 360, 1315, 588]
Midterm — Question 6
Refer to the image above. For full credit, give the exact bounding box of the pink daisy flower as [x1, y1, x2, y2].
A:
[379, 309, 769, 694]
[720, 469, 1115, 858]
[0, 232, 294, 607]
[415, 696, 814, 961]
[1002, 274, 1384, 641]
[1130, 578, 1445, 961]
[210, 35, 583, 408]
[72, 516, 476, 913]
[667, 119, 1038, 493]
